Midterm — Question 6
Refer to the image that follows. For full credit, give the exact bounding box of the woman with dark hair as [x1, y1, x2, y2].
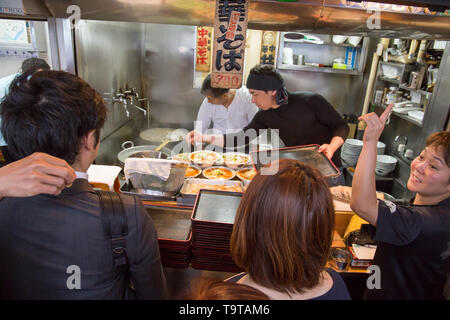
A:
[229, 158, 350, 300]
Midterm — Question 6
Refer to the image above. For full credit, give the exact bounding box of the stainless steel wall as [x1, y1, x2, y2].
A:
[142, 23, 202, 130]
[75, 20, 146, 165]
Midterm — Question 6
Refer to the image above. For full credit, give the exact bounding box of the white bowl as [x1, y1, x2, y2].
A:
[222, 152, 251, 170]
[377, 155, 397, 164]
[347, 36, 362, 47]
[189, 150, 220, 168]
[332, 35, 348, 44]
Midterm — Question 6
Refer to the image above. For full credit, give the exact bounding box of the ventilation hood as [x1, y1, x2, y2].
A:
[2, 0, 450, 39]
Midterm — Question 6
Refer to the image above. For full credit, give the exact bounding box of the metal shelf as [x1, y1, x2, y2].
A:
[283, 39, 362, 48]
[277, 32, 369, 75]
[278, 64, 362, 75]
[375, 103, 423, 127]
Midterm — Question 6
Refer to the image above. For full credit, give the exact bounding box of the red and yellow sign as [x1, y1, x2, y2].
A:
[195, 26, 212, 72]
[211, 0, 249, 89]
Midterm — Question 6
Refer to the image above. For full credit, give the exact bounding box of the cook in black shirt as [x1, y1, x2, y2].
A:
[351, 105, 450, 299]
[187, 64, 349, 185]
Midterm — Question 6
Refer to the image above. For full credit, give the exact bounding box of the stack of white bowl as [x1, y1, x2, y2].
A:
[341, 139, 387, 167]
[341, 139, 363, 166]
[376, 141, 386, 155]
[375, 155, 397, 176]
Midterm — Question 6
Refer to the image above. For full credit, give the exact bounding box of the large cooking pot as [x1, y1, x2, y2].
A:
[117, 141, 172, 166]
[139, 127, 188, 144]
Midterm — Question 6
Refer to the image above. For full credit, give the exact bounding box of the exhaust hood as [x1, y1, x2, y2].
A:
[1, 0, 449, 39]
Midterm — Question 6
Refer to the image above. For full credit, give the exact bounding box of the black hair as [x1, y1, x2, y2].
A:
[248, 64, 284, 84]
[0, 70, 107, 164]
[201, 74, 229, 98]
[21, 58, 50, 73]
[247, 64, 288, 105]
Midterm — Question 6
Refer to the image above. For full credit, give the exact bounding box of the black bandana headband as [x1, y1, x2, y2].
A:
[246, 73, 285, 91]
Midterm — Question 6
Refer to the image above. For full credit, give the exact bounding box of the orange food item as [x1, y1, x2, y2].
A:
[203, 167, 234, 180]
[185, 166, 201, 177]
[237, 168, 257, 180]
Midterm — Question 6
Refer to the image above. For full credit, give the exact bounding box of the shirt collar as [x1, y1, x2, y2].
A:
[75, 171, 89, 180]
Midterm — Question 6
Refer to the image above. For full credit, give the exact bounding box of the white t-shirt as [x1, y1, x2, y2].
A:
[195, 86, 259, 134]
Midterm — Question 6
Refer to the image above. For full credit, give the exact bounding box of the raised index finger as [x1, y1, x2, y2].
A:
[380, 104, 394, 124]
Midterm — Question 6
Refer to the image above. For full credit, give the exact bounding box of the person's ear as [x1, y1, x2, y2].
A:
[84, 130, 98, 151]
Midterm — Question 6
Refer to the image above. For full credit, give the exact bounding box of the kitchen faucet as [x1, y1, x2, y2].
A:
[124, 87, 147, 117]
[112, 93, 130, 117]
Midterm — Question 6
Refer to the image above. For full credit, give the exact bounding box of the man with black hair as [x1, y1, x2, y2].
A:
[187, 64, 349, 185]
[193, 73, 258, 134]
[0, 70, 167, 299]
[0, 57, 51, 160]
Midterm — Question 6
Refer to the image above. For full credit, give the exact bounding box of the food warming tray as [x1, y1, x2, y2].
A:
[250, 144, 339, 177]
[120, 182, 177, 201]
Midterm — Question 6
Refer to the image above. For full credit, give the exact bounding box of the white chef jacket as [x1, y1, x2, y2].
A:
[195, 86, 259, 134]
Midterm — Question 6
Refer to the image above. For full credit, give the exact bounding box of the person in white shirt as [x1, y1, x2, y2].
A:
[194, 74, 259, 135]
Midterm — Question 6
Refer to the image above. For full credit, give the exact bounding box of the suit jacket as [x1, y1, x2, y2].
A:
[0, 179, 167, 299]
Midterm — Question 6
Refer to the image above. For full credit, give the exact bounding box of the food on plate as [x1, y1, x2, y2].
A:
[185, 166, 201, 178]
[185, 183, 242, 194]
[173, 153, 190, 162]
[202, 167, 235, 180]
[222, 153, 250, 165]
[189, 151, 219, 165]
[236, 168, 257, 181]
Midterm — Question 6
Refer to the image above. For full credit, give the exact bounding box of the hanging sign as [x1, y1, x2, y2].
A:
[211, 0, 249, 89]
[195, 26, 212, 72]
[260, 31, 278, 65]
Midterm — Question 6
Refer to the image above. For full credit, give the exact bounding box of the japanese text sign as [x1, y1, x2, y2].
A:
[211, 0, 249, 89]
[195, 26, 212, 72]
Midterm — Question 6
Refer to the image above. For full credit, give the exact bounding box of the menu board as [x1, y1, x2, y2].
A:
[211, 0, 249, 89]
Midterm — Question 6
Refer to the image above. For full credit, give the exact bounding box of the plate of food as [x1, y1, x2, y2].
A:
[222, 152, 251, 169]
[202, 166, 236, 180]
[236, 168, 257, 181]
[172, 152, 191, 162]
[185, 165, 202, 178]
[189, 150, 220, 168]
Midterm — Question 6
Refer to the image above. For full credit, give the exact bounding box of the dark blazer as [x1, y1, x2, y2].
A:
[0, 179, 167, 299]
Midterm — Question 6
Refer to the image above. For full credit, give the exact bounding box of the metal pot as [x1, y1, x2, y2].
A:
[117, 141, 172, 166]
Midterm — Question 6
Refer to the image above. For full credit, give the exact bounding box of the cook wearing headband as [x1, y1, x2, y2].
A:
[186, 64, 349, 187]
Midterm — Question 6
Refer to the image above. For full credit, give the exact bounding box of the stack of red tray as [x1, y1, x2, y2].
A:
[145, 205, 192, 268]
[190, 189, 243, 273]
